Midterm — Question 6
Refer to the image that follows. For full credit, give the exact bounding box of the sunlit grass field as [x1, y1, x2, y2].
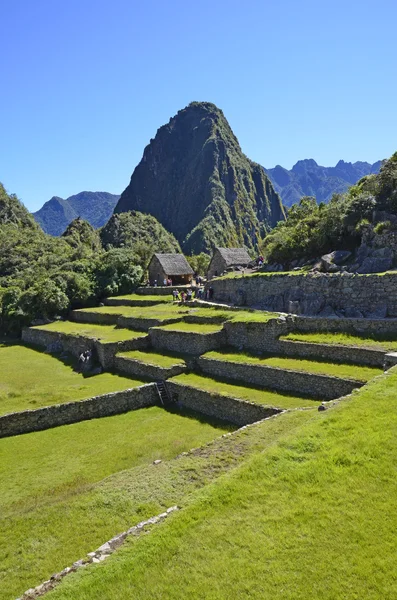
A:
[204, 350, 382, 382]
[47, 369, 397, 600]
[0, 405, 234, 599]
[0, 342, 144, 416]
[281, 330, 397, 352]
[170, 373, 320, 408]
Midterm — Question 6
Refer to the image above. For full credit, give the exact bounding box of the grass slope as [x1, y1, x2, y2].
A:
[0, 342, 143, 416]
[204, 350, 382, 382]
[171, 373, 320, 408]
[48, 369, 397, 600]
[0, 406, 234, 599]
[107, 294, 171, 304]
[33, 321, 146, 342]
[281, 330, 397, 352]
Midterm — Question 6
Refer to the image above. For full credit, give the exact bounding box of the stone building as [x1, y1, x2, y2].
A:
[148, 253, 194, 285]
[207, 247, 251, 279]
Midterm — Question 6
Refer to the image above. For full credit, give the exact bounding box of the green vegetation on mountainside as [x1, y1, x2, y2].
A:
[281, 331, 397, 351]
[47, 369, 397, 600]
[33, 191, 120, 236]
[0, 406, 235, 599]
[204, 350, 381, 381]
[0, 184, 190, 334]
[0, 342, 143, 416]
[261, 152, 397, 265]
[171, 373, 319, 408]
[114, 101, 285, 253]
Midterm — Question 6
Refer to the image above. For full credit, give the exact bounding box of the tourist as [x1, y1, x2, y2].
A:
[77, 351, 86, 372]
[187, 289, 193, 301]
[154, 279, 157, 287]
[163, 278, 167, 286]
[209, 286, 214, 300]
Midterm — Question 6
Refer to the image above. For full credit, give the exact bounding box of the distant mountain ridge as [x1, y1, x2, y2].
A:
[265, 159, 383, 207]
[115, 101, 285, 253]
[33, 191, 120, 236]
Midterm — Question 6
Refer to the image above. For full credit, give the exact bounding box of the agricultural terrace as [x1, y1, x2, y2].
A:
[0, 342, 144, 416]
[0, 406, 234, 599]
[46, 368, 397, 600]
[203, 351, 382, 382]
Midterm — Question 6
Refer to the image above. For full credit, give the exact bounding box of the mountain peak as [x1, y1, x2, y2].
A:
[115, 103, 284, 253]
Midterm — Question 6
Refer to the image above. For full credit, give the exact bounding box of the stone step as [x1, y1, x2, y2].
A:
[105, 294, 172, 307]
[70, 307, 183, 332]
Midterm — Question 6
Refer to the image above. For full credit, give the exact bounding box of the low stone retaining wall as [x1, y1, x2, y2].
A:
[198, 357, 362, 400]
[275, 339, 385, 367]
[70, 309, 120, 326]
[149, 328, 226, 355]
[137, 286, 180, 296]
[209, 272, 397, 318]
[0, 384, 157, 438]
[224, 316, 396, 366]
[114, 355, 186, 380]
[105, 297, 168, 307]
[22, 327, 149, 369]
[118, 316, 181, 332]
[166, 381, 280, 426]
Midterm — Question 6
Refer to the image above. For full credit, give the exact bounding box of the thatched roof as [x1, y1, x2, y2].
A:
[151, 253, 194, 276]
[215, 247, 251, 266]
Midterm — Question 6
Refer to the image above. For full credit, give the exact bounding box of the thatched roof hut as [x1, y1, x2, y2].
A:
[148, 253, 194, 285]
[208, 247, 251, 279]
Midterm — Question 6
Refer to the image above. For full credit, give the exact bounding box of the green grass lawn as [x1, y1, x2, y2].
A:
[0, 405, 235, 599]
[170, 373, 320, 408]
[154, 322, 223, 334]
[281, 330, 397, 352]
[117, 349, 186, 368]
[187, 307, 277, 324]
[0, 342, 144, 416]
[47, 368, 397, 600]
[107, 294, 171, 304]
[34, 321, 147, 342]
[204, 350, 382, 382]
[75, 304, 188, 320]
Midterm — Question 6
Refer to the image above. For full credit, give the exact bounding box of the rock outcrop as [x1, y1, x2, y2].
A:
[115, 102, 285, 253]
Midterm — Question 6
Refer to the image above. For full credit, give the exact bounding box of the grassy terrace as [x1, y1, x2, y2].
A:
[33, 321, 147, 342]
[47, 368, 397, 600]
[75, 304, 188, 320]
[0, 342, 144, 416]
[204, 350, 382, 382]
[281, 331, 397, 352]
[118, 349, 186, 368]
[0, 406, 235, 599]
[154, 321, 223, 334]
[107, 294, 171, 304]
[170, 373, 320, 408]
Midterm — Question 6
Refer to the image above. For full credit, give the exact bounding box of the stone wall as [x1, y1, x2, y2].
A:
[197, 357, 360, 400]
[209, 272, 397, 318]
[149, 328, 226, 355]
[166, 381, 280, 426]
[70, 309, 181, 332]
[114, 355, 186, 381]
[224, 315, 397, 366]
[70, 310, 120, 326]
[22, 327, 149, 369]
[0, 384, 157, 438]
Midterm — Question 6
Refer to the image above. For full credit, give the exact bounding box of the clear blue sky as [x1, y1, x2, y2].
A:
[1, 0, 396, 211]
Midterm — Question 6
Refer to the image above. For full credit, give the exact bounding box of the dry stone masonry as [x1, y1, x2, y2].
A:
[210, 272, 397, 318]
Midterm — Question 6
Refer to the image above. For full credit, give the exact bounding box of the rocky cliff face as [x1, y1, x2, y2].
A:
[115, 102, 285, 253]
[265, 159, 382, 207]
